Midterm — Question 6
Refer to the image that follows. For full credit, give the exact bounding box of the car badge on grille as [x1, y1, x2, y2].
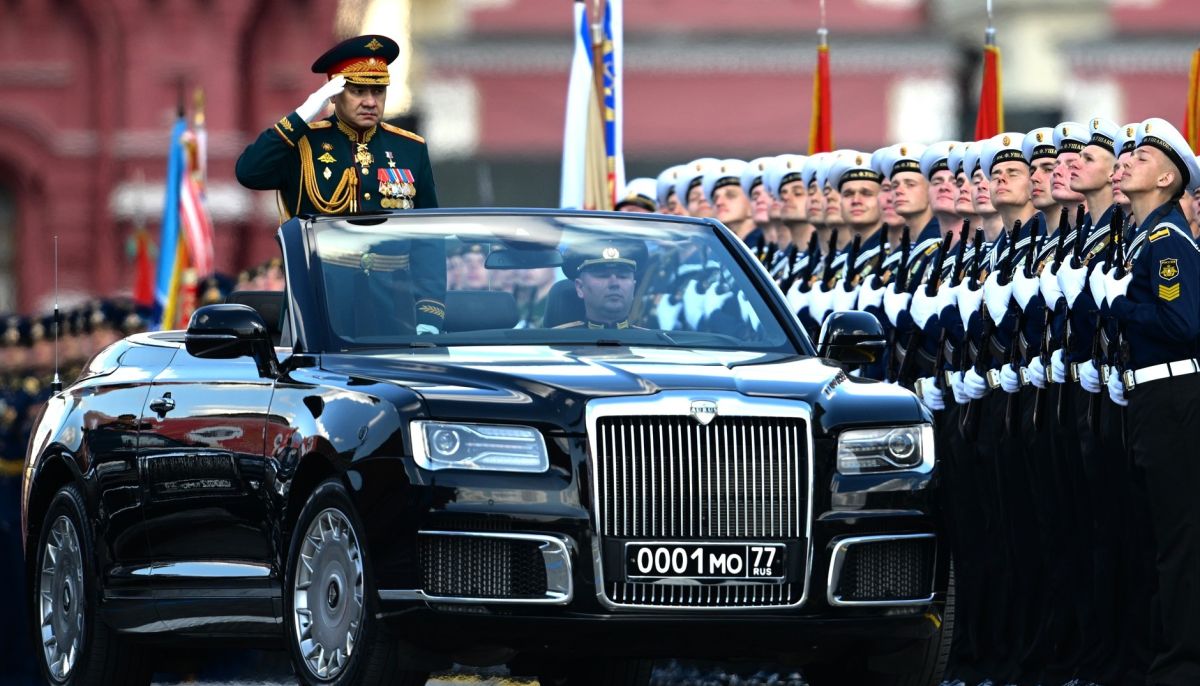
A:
[689, 400, 718, 426]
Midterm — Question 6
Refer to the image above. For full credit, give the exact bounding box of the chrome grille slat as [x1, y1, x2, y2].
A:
[593, 413, 808, 608]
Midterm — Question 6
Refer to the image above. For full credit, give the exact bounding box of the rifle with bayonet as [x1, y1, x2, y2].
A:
[1056, 204, 1090, 424]
[1004, 221, 1040, 432]
[1086, 205, 1124, 431]
[1033, 206, 1073, 430]
[884, 226, 913, 383]
[961, 223, 1016, 439]
[933, 220, 971, 393]
[896, 233, 953, 386]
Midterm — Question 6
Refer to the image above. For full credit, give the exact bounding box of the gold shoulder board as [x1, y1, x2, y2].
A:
[1149, 228, 1171, 243]
[381, 122, 425, 143]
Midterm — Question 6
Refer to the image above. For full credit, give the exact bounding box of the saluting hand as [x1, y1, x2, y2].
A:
[296, 75, 347, 123]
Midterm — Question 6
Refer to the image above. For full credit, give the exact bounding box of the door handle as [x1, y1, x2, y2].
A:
[149, 393, 175, 417]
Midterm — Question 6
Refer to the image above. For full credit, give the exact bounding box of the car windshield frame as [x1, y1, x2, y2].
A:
[299, 210, 815, 356]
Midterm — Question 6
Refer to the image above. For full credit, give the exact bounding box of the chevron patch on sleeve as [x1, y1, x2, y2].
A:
[1159, 283, 1181, 301]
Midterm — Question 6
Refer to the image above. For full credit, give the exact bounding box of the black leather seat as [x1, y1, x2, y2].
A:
[444, 290, 518, 332]
[224, 290, 284, 345]
[541, 279, 585, 328]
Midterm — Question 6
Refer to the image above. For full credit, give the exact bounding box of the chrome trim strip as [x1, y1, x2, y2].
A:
[129, 561, 273, 578]
[826, 533, 937, 607]
[586, 392, 815, 611]
[378, 531, 573, 606]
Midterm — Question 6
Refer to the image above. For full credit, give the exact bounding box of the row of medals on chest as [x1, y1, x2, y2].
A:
[319, 143, 415, 209]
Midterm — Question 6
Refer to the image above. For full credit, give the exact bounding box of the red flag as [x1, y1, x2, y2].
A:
[1185, 45, 1200, 150]
[808, 38, 832, 154]
[974, 41, 1004, 139]
[133, 229, 154, 308]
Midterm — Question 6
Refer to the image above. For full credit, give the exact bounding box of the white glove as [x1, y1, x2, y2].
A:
[917, 377, 945, 411]
[999, 363, 1021, 393]
[1039, 263, 1064, 306]
[950, 371, 970, 405]
[983, 271, 1013, 320]
[1012, 270, 1040, 310]
[858, 278, 886, 310]
[1078, 359, 1102, 394]
[1104, 266, 1131, 303]
[1108, 367, 1129, 407]
[935, 281, 958, 314]
[1088, 263, 1107, 307]
[655, 295, 684, 330]
[295, 75, 346, 123]
[956, 281, 984, 325]
[807, 284, 836, 324]
[1057, 260, 1088, 309]
[832, 282, 859, 313]
[415, 324, 440, 335]
[786, 279, 810, 314]
[683, 279, 705, 329]
[910, 289, 941, 329]
[1050, 349, 1067, 384]
[883, 284, 912, 327]
[1027, 355, 1047, 389]
[963, 368, 989, 399]
[737, 291, 760, 329]
[704, 281, 734, 317]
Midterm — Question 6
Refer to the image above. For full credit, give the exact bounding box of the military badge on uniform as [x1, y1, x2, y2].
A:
[355, 144, 374, 174]
[377, 167, 416, 209]
[318, 152, 337, 164]
[1160, 258, 1179, 280]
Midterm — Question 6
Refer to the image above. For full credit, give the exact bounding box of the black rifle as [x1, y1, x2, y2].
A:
[1087, 205, 1125, 431]
[897, 234, 953, 386]
[1005, 221, 1041, 432]
[819, 228, 840, 291]
[884, 226, 913, 382]
[1033, 206, 1072, 430]
[782, 233, 822, 295]
[762, 240, 779, 268]
[1056, 204, 1090, 424]
[961, 223, 1017, 439]
[934, 221, 972, 392]
[841, 235, 864, 292]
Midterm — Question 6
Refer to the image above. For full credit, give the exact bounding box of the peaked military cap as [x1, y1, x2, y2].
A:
[674, 158, 720, 205]
[1086, 117, 1121, 156]
[949, 141, 975, 176]
[801, 152, 830, 188]
[702, 159, 749, 201]
[656, 165, 686, 208]
[1023, 128, 1057, 163]
[1053, 121, 1088, 156]
[311, 34, 400, 86]
[828, 151, 883, 191]
[741, 157, 775, 197]
[764, 154, 808, 200]
[874, 143, 927, 180]
[816, 150, 855, 190]
[615, 178, 658, 212]
[563, 240, 647, 279]
[962, 142, 984, 178]
[920, 141, 959, 179]
[1135, 117, 1200, 193]
[980, 132, 1029, 180]
[1118, 123, 1139, 156]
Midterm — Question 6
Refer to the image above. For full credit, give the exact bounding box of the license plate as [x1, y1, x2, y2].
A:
[624, 542, 787, 580]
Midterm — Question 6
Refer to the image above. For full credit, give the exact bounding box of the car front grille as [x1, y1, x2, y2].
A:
[591, 410, 809, 608]
[831, 535, 936, 604]
[419, 534, 547, 599]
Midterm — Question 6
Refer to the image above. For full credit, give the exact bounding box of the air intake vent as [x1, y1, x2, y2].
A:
[831, 535, 935, 605]
[419, 534, 547, 599]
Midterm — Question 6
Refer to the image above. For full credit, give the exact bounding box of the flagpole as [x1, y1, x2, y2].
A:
[807, 0, 832, 154]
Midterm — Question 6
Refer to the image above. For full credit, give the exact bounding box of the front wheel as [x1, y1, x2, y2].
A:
[33, 483, 149, 686]
[284, 478, 426, 686]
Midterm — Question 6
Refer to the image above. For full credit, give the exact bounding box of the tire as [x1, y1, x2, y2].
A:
[284, 477, 427, 686]
[32, 483, 149, 686]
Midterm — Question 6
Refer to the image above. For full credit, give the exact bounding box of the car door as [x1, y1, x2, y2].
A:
[136, 345, 276, 576]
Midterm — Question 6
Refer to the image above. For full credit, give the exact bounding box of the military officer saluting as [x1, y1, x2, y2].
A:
[236, 34, 436, 217]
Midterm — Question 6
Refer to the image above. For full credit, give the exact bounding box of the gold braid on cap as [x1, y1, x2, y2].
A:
[299, 137, 358, 214]
[338, 57, 390, 85]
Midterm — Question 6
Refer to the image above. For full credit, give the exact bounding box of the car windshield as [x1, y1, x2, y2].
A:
[309, 213, 800, 353]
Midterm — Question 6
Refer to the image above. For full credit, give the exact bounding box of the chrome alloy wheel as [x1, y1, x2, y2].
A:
[39, 514, 85, 682]
[293, 507, 365, 681]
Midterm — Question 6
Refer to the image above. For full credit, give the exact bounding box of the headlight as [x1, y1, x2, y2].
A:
[836, 424, 934, 474]
[410, 420, 549, 473]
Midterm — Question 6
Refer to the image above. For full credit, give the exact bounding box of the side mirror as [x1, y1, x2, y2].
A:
[185, 304, 278, 377]
[817, 310, 886, 366]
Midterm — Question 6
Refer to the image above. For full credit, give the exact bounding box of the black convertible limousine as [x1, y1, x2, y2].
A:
[21, 210, 949, 686]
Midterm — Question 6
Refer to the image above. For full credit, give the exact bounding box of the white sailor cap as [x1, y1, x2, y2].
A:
[827, 151, 884, 191]
[962, 142, 985, 178]
[1022, 128, 1057, 163]
[1118, 123, 1139, 157]
[674, 157, 720, 205]
[615, 177, 658, 212]
[763, 154, 808, 199]
[1053, 122, 1088, 156]
[1134, 117, 1200, 193]
[741, 156, 775, 197]
[919, 141, 959, 178]
[948, 141, 975, 177]
[980, 132, 1029, 180]
[1086, 117, 1121, 156]
[874, 143, 927, 180]
[702, 159, 749, 201]
[801, 152, 830, 188]
[816, 150, 855, 190]
[655, 165, 686, 207]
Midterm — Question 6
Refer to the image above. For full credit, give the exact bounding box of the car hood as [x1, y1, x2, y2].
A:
[319, 346, 925, 433]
